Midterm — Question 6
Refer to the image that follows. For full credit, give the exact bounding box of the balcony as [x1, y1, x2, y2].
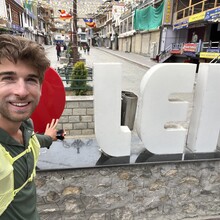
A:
[174, 0, 220, 22]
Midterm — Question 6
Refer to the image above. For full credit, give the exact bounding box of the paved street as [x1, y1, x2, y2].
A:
[44, 45, 157, 96]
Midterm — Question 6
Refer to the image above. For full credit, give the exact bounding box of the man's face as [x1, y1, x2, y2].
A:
[0, 59, 42, 123]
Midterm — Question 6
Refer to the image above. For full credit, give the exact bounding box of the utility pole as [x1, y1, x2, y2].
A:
[72, 0, 79, 65]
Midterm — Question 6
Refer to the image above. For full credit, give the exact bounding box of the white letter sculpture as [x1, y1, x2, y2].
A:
[136, 63, 196, 154]
[94, 63, 131, 157]
[187, 64, 220, 153]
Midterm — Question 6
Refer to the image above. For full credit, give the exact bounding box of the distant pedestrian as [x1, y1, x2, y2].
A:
[79, 43, 83, 51]
[56, 42, 61, 61]
[87, 44, 90, 55]
[63, 43, 67, 51]
[83, 45, 87, 54]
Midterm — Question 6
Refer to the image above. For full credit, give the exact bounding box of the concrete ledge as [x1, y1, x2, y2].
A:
[66, 95, 93, 101]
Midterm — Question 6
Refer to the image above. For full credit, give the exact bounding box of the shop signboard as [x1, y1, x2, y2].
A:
[163, 0, 173, 25]
[183, 43, 197, 52]
[170, 49, 182, 54]
[189, 11, 205, 23]
[200, 52, 220, 59]
[204, 7, 220, 21]
[173, 18, 188, 30]
[207, 48, 220, 53]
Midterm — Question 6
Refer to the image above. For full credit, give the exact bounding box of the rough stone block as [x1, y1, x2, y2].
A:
[59, 116, 69, 123]
[88, 122, 94, 129]
[73, 109, 86, 116]
[81, 116, 93, 123]
[69, 130, 82, 136]
[66, 102, 80, 108]
[82, 129, 94, 135]
[79, 101, 94, 108]
[62, 109, 73, 116]
[87, 108, 94, 116]
[62, 123, 73, 130]
[74, 123, 87, 130]
[69, 116, 80, 123]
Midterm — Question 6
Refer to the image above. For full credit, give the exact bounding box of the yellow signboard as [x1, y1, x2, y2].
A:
[163, 0, 173, 25]
[200, 52, 220, 59]
[189, 11, 205, 23]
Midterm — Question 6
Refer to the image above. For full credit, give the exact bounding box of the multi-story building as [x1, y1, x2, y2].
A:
[0, 0, 9, 34]
[168, 0, 220, 63]
[34, 4, 54, 44]
[95, 0, 220, 63]
[22, 0, 36, 40]
[0, 0, 54, 45]
[94, 1, 112, 48]
[5, 0, 25, 35]
[116, 0, 172, 58]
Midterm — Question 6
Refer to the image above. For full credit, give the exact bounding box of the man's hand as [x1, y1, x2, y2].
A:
[44, 119, 59, 141]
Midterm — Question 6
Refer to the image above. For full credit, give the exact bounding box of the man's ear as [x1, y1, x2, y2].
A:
[39, 84, 42, 96]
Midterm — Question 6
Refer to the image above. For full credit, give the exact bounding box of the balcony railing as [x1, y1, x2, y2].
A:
[157, 40, 220, 63]
[174, 0, 220, 21]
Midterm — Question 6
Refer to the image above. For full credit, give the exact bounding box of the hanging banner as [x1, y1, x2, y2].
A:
[58, 9, 73, 20]
[83, 18, 96, 28]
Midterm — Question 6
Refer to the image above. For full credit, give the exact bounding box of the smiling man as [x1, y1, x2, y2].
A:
[0, 34, 58, 220]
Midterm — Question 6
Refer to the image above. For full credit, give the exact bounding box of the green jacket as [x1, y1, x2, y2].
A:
[0, 119, 53, 220]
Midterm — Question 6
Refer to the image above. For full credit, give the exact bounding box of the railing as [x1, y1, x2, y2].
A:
[157, 43, 183, 63]
[57, 66, 93, 79]
[201, 41, 220, 51]
[210, 54, 220, 63]
[62, 79, 93, 91]
[175, 0, 220, 21]
[157, 40, 220, 62]
[157, 44, 172, 63]
[57, 66, 93, 91]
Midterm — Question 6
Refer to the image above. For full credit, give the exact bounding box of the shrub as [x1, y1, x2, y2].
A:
[70, 61, 88, 95]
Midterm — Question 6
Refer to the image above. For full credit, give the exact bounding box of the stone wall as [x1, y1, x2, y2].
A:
[59, 96, 94, 136]
[36, 160, 220, 220]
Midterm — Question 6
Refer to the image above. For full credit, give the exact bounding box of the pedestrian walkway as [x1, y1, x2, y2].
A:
[96, 47, 157, 69]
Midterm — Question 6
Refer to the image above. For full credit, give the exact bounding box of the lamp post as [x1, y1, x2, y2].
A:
[72, 0, 79, 65]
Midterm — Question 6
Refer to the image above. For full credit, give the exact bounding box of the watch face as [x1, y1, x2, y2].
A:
[31, 67, 66, 133]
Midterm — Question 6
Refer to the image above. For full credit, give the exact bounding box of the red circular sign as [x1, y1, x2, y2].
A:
[31, 67, 66, 133]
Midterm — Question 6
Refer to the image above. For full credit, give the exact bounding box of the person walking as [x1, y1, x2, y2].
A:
[0, 34, 59, 220]
[83, 44, 87, 54]
[87, 44, 90, 55]
[56, 42, 61, 61]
